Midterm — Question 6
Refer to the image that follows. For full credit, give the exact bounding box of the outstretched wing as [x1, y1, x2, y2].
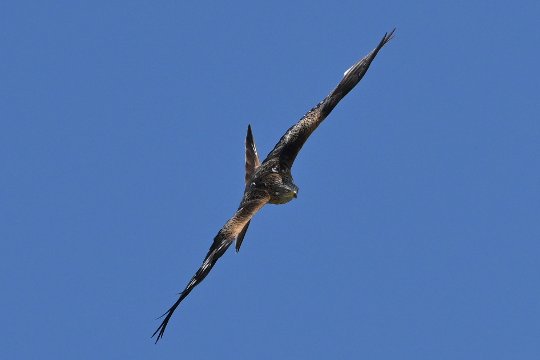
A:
[263, 29, 395, 169]
[236, 124, 261, 252]
[152, 190, 269, 342]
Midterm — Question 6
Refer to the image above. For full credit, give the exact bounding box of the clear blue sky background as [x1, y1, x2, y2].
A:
[2, 1, 539, 359]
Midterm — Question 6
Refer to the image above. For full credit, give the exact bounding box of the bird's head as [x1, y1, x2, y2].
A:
[268, 182, 298, 204]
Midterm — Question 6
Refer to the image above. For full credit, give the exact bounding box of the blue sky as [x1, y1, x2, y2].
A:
[1, 1, 539, 358]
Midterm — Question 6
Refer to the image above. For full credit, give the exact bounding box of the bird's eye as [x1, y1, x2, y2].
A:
[271, 166, 278, 173]
[274, 191, 279, 195]
[251, 182, 256, 187]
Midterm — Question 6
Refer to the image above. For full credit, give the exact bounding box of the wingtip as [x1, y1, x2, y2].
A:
[151, 325, 163, 343]
[151, 314, 168, 343]
[371, 28, 396, 56]
[383, 28, 397, 44]
[152, 297, 182, 343]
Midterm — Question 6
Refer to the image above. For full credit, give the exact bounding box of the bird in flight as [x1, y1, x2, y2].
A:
[153, 29, 395, 342]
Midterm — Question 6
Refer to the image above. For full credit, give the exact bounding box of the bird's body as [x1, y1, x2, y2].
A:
[153, 29, 395, 342]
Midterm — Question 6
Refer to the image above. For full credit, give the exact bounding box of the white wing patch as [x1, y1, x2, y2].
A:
[343, 63, 354, 77]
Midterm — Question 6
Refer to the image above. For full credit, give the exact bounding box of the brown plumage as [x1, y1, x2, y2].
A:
[152, 29, 395, 342]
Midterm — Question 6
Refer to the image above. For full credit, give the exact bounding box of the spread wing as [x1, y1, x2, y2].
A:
[236, 124, 261, 252]
[152, 190, 269, 342]
[263, 29, 395, 169]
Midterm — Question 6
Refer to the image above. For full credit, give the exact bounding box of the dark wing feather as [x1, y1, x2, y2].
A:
[236, 124, 261, 252]
[152, 191, 269, 342]
[263, 29, 395, 169]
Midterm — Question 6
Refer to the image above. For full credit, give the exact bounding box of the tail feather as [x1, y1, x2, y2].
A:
[235, 220, 251, 252]
[245, 124, 260, 184]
